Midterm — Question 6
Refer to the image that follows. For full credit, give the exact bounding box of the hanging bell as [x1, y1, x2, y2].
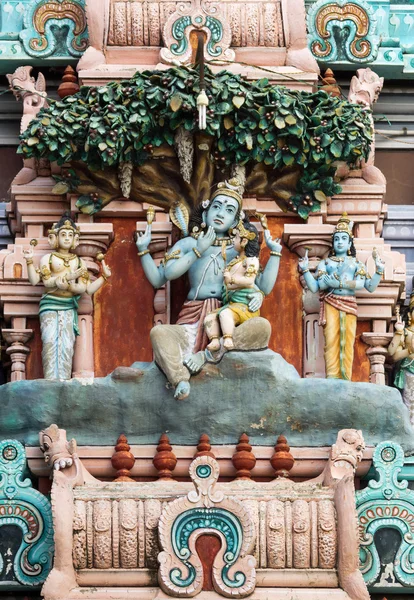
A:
[197, 89, 209, 130]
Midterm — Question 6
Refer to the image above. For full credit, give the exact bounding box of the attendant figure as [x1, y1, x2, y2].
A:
[388, 297, 414, 425]
[298, 213, 384, 380]
[23, 215, 111, 380]
[204, 221, 260, 352]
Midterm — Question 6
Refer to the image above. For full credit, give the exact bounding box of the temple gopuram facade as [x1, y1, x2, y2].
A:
[1, 2, 414, 600]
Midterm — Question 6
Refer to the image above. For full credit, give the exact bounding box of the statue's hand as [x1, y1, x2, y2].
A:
[196, 226, 216, 254]
[247, 290, 264, 312]
[66, 267, 85, 282]
[298, 254, 309, 273]
[373, 248, 385, 274]
[136, 224, 152, 252]
[264, 230, 282, 253]
[323, 274, 340, 289]
[395, 318, 405, 333]
[102, 263, 111, 279]
[56, 275, 70, 291]
[23, 247, 34, 261]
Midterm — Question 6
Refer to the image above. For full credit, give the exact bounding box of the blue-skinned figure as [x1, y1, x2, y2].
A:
[136, 179, 282, 400]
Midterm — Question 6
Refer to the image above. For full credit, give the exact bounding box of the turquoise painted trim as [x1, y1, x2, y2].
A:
[170, 507, 245, 589]
[306, 0, 414, 78]
[0, 0, 87, 69]
[356, 441, 414, 591]
[0, 439, 54, 588]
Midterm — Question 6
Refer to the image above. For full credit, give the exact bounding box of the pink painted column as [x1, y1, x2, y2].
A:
[2, 328, 33, 381]
[72, 294, 94, 378]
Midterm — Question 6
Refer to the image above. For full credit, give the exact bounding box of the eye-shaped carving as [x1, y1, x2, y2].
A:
[268, 518, 284, 531]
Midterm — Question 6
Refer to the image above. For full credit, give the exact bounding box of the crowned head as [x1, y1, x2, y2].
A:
[233, 220, 260, 257]
[200, 178, 244, 235]
[331, 213, 356, 257]
[48, 214, 80, 251]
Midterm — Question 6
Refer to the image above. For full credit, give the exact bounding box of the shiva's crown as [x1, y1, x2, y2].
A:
[334, 212, 354, 239]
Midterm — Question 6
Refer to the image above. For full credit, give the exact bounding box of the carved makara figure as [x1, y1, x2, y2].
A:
[388, 295, 414, 425]
[7, 66, 48, 185]
[136, 179, 282, 400]
[23, 215, 111, 380]
[298, 213, 384, 380]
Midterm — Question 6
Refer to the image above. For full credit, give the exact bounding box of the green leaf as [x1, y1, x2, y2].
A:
[52, 181, 69, 195]
[285, 115, 297, 125]
[48, 141, 58, 151]
[330, 140, 343, 158]
[232, 96, 245, 109]
[99, 142, 108, 152]
[275, 117, 285, 129]
[170, 94, 183, 112]
[314, 190, 327, 203]
[41, 117, 51, 126]
[283, 154, 295, 166]
[27, 137, 39, 146]
[246, 133, 253, 150]
[298, 206, 310, 219]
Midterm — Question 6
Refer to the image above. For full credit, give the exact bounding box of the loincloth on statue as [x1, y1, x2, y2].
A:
[318, 292, 357, 327]
[217, 303, 260, 325]
[176, 298, 221, 353]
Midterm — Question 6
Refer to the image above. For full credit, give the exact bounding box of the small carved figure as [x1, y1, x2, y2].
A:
[7, 66, 48, 184]
[388, 296, 414, 425]
[23, 215, 111, 380]
[136, 179, 282, 400]
[298, 213, 384, 380]
[204, 221, 261, 352]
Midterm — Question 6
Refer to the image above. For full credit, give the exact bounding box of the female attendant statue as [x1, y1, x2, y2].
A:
[204, 221, 261, 352]
[23, 215, 111, 380]
[388, 298, 414, 425]
[298, 213, 384, 380]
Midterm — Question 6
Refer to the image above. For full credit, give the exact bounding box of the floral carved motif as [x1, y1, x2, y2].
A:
[307, 0, 379, 63]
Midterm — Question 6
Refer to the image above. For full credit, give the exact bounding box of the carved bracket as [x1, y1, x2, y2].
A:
[157, 455, 256, 598]
[307, 0, 379, 63]
[161, 0, 235, 65]
[20, 0, 88, 58]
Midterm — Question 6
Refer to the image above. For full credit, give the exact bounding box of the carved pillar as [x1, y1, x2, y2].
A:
[2, 328, 33, 382]
[361, 332, 393, 386]
[72, 223, 114, 378]
[284, 221, 332, 378]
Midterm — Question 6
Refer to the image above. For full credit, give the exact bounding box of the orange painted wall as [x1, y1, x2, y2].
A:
[23, 214, 369, 383]
[261, 216, 303, 375]
[93, 218, 155, 376]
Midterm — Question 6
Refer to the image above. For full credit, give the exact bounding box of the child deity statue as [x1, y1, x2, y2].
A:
[23, 215, 111, 380]
[204, 221, 261, 352]
[388, 296, 414, 425]
[298, 213, 384, 381]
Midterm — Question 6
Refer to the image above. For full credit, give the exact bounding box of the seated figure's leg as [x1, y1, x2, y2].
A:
[150, 324, 191, 400]
[219, 308, 237, 350]
[204, 313, 221, 352]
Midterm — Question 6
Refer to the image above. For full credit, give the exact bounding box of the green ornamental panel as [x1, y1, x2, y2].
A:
[356, 440, 414, 591]
[0, 439, 53, 589]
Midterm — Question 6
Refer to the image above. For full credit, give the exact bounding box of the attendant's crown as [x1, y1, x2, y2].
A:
[48, 214, 80, 235]
[334, 213, 354, 238]
[210, 178, 243, 207]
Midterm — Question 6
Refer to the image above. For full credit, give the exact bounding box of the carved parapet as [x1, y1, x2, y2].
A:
[40, 425, 367, 600]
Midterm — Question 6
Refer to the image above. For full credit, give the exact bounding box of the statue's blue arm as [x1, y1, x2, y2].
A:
[140, 254, 167, 289]
[255, 255, 281, 295]
[163, 238, 198, 281]
[365, 271, 382, 293]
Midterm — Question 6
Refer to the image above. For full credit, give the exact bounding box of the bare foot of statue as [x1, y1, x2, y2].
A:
[184, 351, 207, 375]
[223, 336, 234, 350]
[174, 380, 190, 401]
[207, 338, 220, 352]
